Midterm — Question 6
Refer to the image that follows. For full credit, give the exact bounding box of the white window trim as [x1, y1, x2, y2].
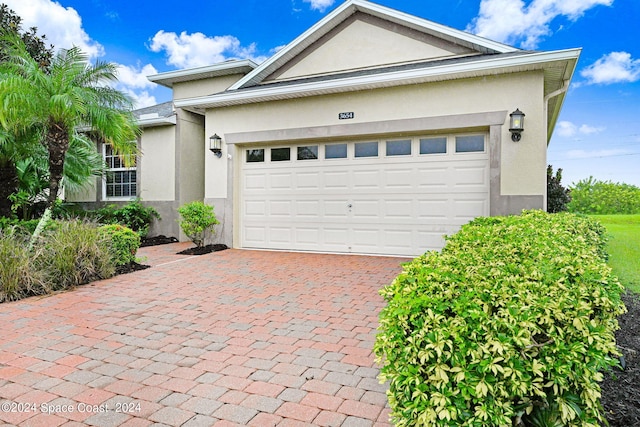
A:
[102, 143, 137, 201]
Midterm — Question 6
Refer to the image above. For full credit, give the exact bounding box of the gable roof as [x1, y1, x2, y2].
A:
[172, 0, 580, 142]
[229, 0, 518, 91]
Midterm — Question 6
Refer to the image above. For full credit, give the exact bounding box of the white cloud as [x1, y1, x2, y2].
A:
[467, 0, 613, 49]
[111, 64, 159, 109]
[579, 124, 605, 135]
[580, 52, 640, 85]
[556, 121, 605, 138]
[557, 121, 578, 137]
[3, 0, 104, 60]
[303, 0, 335, 12]
[149, 31, 266, 69]
[116, 63, 159, 90]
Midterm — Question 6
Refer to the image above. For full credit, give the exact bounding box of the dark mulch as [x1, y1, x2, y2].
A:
[115, 262, 150, 275]
[177, 243, 228, 255]
[140, 235, 178, 247]
[601, 291, 640, 427]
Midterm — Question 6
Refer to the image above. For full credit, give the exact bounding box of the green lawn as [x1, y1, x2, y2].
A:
[591, 214, 640, 293]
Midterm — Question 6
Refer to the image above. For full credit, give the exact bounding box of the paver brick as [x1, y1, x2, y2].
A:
[0, 248, 406, 427]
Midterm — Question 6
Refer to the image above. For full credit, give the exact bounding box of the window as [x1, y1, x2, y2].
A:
[354, 141, 378, 158]
[246, 149, 264, 162]
[104, 144, 136, 199]
[271, 147, 290, 162]
[297, 146, 318, 160]
[325, 143, 347, 159]
[455, 135, 485, 153]
[420, 137, 447, 155]
[386, 140, 411, 156]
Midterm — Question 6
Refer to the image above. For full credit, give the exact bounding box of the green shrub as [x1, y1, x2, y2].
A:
[178, 201, 219, 248]
[0, 228, 48, 302]
[375, 210, 625, 427]
[99, 224, 141, 266]
[95, 199, 160, 237]
[33, 220, 115, 290]
[0, 217, 41, 234]
[547, 165, 571, 213]
[568, 177, 640, 214]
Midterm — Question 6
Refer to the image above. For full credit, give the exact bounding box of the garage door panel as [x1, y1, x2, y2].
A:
[297, 172, 321, 189]
[324, 227, 349, 246]
[245, 200, 267, 216]
[295, 227, 319, 245]
[384, 169, 414, 188]
[417, 167, 449, 188]
[452, 164, 489, 187]
[324, 200, 349, 218]
[269, 200, 293, 217]
[324, 171, 350, 189]
[270, 227, 292, 244]
[353, 170, 380, 188]
[351, 228, 381, 249]
[245, 173, 267, 191]
[270, 173, 293, 189]
[296, 200, 320, 217]
[352, 200, 380, 218]
[240, 135, 489, 256]
[384, 200, 413, 218]
[453, 199, 488, 221]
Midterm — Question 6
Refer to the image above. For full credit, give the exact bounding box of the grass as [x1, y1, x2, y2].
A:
[590, 214, 640, 294]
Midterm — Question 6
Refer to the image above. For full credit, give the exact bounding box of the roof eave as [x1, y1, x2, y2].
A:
[148, 60, 258, 88]
[175, 49, 581, 111]
[137, 115, 177, 128]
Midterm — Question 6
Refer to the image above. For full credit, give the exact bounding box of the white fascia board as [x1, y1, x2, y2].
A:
[355, 0, 518, 54]
[148, 60, 258, 88]
[175, 48, 581, 110]
[137, 115, 177, 128]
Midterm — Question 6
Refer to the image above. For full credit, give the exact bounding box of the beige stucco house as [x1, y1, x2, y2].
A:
[68, 0, 580, 257]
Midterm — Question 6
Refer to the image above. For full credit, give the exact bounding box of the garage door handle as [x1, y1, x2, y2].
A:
[347, 203, 353, 208]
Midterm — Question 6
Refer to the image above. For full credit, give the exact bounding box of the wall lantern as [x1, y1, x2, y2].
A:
[509, 108, 525, 142]
[209, 134, 222, 158]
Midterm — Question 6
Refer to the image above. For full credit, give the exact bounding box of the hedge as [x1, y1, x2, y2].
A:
[374, 210, 625, 427]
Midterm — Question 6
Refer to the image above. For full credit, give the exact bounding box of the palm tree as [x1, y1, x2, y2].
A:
[0, 34, 139, 211]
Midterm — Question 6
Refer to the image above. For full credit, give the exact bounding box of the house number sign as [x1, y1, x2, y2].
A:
[338, 112, 355, 120]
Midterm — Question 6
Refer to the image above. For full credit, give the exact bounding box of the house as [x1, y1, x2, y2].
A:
[67, 0, 580, 257]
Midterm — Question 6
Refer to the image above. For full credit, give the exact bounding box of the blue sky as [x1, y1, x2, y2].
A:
[4, 0, 640, 186]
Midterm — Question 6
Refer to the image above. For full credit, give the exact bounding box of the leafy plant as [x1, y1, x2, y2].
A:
[99, 224, 140, 266]
[375, 210, 625, 427]
[33, 220, 115, 290]
[0, 227, 47, 302]
[568, 177, 640, 214]
[547, 165, 571, 213]
[96, 199, 160, 237]
[178, 201, 219, 248]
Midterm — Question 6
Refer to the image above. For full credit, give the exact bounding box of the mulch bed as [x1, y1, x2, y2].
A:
[177, 243, 228, 255]
[115, 262, 150, 275]
[140, 235, 178, 247]
[601, 291, 640, 426]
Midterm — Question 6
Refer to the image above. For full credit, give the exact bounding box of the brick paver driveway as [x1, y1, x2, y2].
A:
[0, 244, 408, 426]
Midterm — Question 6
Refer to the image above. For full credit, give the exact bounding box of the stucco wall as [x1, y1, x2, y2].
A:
[140, 125, 176, 202]
[173, 74, 248, 100]
[205, 71, 546, 200]
[275, 18, 472, 81]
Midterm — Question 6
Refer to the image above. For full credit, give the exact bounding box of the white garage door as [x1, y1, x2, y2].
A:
[240, 134, 489, 257]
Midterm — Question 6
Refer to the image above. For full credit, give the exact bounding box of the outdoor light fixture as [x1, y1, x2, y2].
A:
[509, 108, 525, 142]
[209, 134, 222, 158]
